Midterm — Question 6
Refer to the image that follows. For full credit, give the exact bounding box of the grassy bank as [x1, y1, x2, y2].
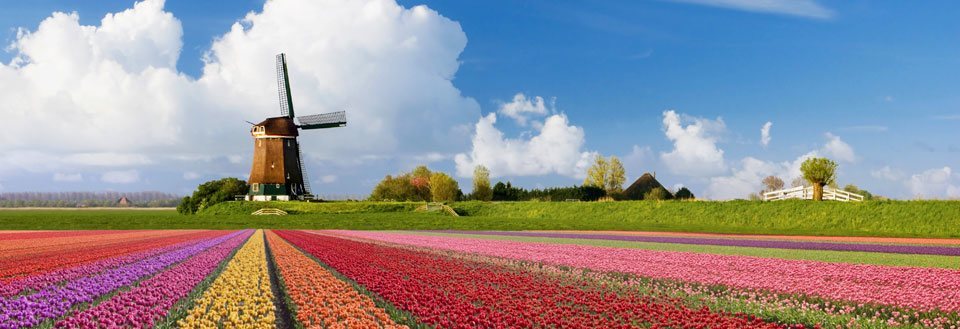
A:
[0, 200, 957, 238]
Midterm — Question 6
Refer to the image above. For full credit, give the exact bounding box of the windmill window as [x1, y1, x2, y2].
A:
[252, 183, 259, 192]
[258, 140, 262, 147]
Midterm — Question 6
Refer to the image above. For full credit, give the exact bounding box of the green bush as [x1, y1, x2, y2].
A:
[177, 178, 248, 215]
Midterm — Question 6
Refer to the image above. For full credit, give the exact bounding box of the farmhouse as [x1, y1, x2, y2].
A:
[622, 172, 673, 200]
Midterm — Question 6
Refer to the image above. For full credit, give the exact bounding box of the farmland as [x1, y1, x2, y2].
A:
[2, 229, 959, 328]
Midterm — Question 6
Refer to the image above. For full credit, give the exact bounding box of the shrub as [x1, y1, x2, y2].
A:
[177, 178, 248, 215]
[644, 187, 669, 201]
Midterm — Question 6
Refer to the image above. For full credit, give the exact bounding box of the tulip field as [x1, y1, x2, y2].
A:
[1, 229, 959, 328]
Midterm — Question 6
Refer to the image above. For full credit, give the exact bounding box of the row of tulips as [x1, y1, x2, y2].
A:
[177, 230, 277, 328]
[440, 230, 960, 256]
[0, 231, 237, 328]
[336, 230, 960, 313]
[0, 230, 183, 260]
[264, 231, 405, 329]
[0, 231, 226, 297]
[54, 230, 253, 329]
[276, 230, 792, 329]
[0, 230, 137, 242]
[0, 230, 210, 281]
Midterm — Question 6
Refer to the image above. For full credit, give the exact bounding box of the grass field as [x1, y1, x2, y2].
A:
[1, 199, 958, 238]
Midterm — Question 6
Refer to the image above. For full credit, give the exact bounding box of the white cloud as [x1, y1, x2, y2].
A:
[821, 133, 855, 163]
[53, 173, 84, 182]
[907, 167, 960, 199]
[871, 166, 904, 182]
[199, 0, 478, 159]
[0, 0, 481, 189]
[498, 93, 550, 126]
[1, 0, 188, 154]
[704, 127, 858, 200]
[660, 110, 727, 177]
[760, 121, 772, 147]
[667, 0, 834, 19]
[454, 112, 594, 178]
[704, 151, 816, 200]
[101, 170, 141, 184]
[182, 171, 201, 180]
[705, 157, 778, 200]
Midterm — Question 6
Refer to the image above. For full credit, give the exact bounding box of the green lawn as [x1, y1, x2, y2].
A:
[0, 199, 958, 238]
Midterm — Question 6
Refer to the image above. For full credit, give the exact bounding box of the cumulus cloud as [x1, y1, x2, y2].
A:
[660, 110, 727, 177]
[0, 0, 480, 191]
[667, 0, 834, 19]
[53, 173, 84, 182]
[1, 0, 188, 154]
[871, 166, 904, 181]
[907, 167, 960, 199]
[199, 0, 478, 159]
[498, 93, 550, 126]
[101, 170, 141, 184]
[454, 112, 594, 178]
[821, 133, 855, 162]
[760, 121, 772, 147]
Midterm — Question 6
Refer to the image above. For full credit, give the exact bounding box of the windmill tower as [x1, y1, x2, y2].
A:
[245, 53, 346, 201]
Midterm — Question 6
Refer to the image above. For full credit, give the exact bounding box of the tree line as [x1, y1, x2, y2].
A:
[0, 191, 181, 208]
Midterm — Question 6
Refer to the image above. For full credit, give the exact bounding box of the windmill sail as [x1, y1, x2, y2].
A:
[297, 111, 347, 129]
[276, 53, 295, 118]
[295, 141, 312, 195]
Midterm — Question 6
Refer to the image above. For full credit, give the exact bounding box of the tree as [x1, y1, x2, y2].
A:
[472, 165, 493, 201]
[606, 156, 626, 194]
[675, 187, 695, 200]
[800, 157, 838, 201]
[762, 176, 785, 194]
[410, 165, 432, 201]
[429, 172, 459, 202]
[644, 187, 669, 201]
[843, 184, 874, 200]
[583, 155, 608, 189]
[177, 178, 248, 215]
[791, 177, 810, 188]
[369, 175, 417, 201]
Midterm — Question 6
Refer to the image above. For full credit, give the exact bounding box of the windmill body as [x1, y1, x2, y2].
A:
[245, 54, 346, 201]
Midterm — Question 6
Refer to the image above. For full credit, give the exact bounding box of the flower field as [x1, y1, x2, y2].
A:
[2, 229, 959, 328]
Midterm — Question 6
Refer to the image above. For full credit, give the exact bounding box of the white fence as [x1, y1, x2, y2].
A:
[763, 186, 864, 202]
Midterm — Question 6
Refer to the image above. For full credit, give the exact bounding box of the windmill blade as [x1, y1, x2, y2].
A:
[276, 53, 295, 118]
[297, 111, 347, 129]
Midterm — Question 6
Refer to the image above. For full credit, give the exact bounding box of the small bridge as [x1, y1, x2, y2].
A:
[251, 208, 288, 216]
[763, 186, 864, 202]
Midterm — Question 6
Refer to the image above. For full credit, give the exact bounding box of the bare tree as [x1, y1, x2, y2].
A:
[761, 175, 785, 194]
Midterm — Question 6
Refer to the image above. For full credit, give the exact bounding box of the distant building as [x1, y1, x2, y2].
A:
[117, 196, 131, 207]
[622, 172, 674, 200]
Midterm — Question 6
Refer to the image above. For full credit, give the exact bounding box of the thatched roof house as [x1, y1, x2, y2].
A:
[622, 172, 674, 200]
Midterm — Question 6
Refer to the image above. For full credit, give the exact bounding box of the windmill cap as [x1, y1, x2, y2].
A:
[252, 116, 299, 137]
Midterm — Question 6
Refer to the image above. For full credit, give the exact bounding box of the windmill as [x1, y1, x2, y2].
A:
[245, 53, 346, 201]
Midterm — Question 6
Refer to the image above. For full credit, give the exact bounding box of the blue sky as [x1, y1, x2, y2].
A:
[0, 0, 958, 199]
